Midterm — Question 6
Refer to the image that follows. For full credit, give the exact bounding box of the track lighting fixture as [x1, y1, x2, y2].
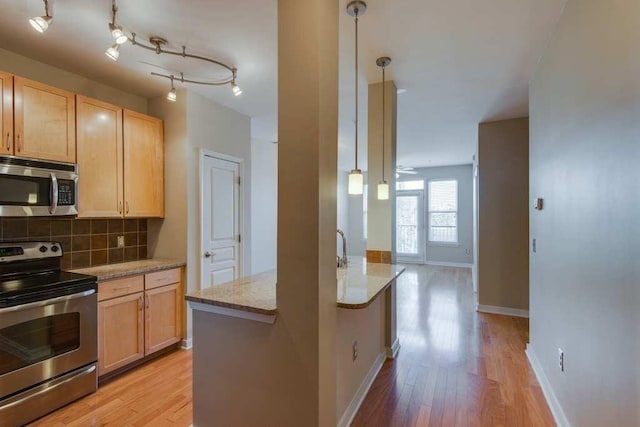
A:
[105, 44, 120, 61]
[167, 77, 177, 102]
[29, 0, 52, 33]
[347, 1, 367, 195]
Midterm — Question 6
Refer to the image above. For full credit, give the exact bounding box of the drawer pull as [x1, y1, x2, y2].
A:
[5, 132, 9, 151]
[111, 285, 131, 292]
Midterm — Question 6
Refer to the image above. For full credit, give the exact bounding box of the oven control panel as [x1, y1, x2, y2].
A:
[0, 242, 62, 262]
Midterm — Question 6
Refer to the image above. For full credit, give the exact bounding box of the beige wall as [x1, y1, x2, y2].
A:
[148, 89, 251, 342]
[367, 81, 397, 253]
[529, 0, 640, 425]
[478, 117, 529, 311]
[336, 297, 386, 421]
[0, 47, 147, 113]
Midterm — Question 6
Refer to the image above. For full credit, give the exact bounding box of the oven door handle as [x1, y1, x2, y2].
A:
[0, 289, 95, 314]
[50, 172, 58, 215]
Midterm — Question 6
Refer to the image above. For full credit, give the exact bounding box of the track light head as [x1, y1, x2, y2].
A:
[29, 15, 52, 33]
[231, 81, 242, 96]
[29, 0, 51, 33]
[167, 87, 177, 102]
[109, 23, 128, 45]
[105, 44, 120, 61]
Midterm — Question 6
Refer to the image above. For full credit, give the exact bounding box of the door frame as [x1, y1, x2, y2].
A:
[199, 149, 245, 289]
[396, 189, 426, 264]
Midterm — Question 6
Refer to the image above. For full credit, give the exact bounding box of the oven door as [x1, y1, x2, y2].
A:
[0, 289, 97, 399]
[0, 159, 78, 217]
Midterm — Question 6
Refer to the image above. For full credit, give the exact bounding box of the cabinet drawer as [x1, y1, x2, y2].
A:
[145, 268, 181, 289]
[99, 276, 144, 301]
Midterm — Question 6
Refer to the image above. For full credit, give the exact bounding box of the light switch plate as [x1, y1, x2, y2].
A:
[117, 235, 125, 248]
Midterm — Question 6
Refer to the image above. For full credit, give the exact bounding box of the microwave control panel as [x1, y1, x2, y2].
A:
[58, 181, 75, 205]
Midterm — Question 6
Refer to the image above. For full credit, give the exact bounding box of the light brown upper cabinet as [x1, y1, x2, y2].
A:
[76, 96, 124, 218]
[123, 109, 164, 218]
[14, 77, 75, 163]
[0, 72, 13, 155]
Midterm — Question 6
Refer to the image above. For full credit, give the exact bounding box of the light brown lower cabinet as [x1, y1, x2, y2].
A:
[98, 268, 183, 377]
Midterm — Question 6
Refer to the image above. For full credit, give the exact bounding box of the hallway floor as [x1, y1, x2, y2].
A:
[30, 265, 553, 426]
[352, 265, 554, 426]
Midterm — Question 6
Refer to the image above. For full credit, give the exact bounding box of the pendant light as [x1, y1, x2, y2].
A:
[376, 57, 391, 200]
[347, 1, 367, 195]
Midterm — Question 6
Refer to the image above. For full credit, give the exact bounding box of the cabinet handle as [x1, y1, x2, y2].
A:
[138, 295, 143, 311]
[126, 201, 129, 215]
[111, 285, 131, 292]
[16, 134, 21, 152]
[118, 201, 122, 214]
[5, 133, 9, 151]
[145, 294, 150, 309]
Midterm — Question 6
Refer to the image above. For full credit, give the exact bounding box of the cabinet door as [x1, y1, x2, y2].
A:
[0, 71, 12, 155]
[123, 110, 164, 218]
[145, 283, 182, 355]
[98, 292, 145, 376]
[14, 77, 75, 162]
[76, 96, 123, 218]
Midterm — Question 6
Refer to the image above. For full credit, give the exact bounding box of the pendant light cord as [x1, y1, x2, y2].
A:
[354, 12, 359, 170]
[382, 65, 385, 182]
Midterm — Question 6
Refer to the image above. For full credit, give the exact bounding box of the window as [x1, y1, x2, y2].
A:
[397, 180, 424, 191]
[428, 180, 458, 243]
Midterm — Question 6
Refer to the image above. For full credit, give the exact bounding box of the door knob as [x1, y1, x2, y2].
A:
[204, 251, 212, 258]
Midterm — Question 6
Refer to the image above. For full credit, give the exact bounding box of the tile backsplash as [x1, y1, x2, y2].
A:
[0, 218, 148, 269]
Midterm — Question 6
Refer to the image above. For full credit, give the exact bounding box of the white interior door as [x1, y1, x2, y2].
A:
[201, 154, 241, 288]
[396, 190, 425, 263]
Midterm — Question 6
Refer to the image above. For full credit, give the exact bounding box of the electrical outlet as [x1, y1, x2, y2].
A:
[352, 341, 358, 361]
[117, 235, 125, 248]
[465, 249, 471, 255]
[558, 348, 564, 372]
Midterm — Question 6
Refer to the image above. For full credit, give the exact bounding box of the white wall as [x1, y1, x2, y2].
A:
[529, 0, 640, 425]
[0, 47, 147, 113]
[251, 140, 278, 274]
[398, 164, 474, 265]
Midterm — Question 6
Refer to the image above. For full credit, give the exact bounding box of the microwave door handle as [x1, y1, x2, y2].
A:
[50, 172, 58, 214]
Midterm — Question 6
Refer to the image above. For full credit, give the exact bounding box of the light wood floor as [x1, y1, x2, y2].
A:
[352, 265, 554, 426]
[30, 265, 552, 426]
[29, 349, 193, 427]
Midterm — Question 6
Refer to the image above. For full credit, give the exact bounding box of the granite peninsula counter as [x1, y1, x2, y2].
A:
[185, 257, 405, 323]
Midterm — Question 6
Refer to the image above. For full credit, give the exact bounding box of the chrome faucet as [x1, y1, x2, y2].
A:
[337, 229, 348, 268]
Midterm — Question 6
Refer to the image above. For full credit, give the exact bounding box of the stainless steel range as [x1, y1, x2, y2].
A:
[0, 241, 97, 426]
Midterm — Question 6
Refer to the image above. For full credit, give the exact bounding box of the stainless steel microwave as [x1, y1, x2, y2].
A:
[0, 156, 78, 217]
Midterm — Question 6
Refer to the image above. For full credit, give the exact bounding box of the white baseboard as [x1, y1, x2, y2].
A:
[386, 338, 401, 359]
[425, 261, 473, 269]
[181, 338, 193, 349]
[337, 351, 386, 427]
[477, 304, 529, 318]
[525, 345, 571, 427]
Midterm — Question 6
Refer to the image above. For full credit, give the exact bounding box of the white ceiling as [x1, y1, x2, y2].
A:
[0, 0, 565, 170]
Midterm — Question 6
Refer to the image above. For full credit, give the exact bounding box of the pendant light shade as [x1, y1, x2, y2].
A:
[346, 1, 367, 196]
[349, 169, 364, 195]
[377, 181, 389, 200]
[376, 56, 391, 200]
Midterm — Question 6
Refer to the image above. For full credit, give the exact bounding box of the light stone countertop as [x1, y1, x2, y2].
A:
[185, 256, 405, 316]
[71, 258, 186, 281]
